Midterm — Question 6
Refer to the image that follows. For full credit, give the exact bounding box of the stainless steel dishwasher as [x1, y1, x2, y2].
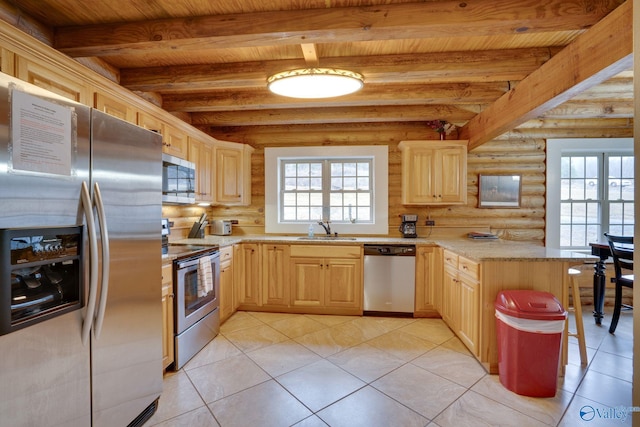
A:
[363, 244, 416, 316]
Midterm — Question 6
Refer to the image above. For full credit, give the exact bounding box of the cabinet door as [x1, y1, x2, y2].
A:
[215, 146, 243, 204]
[163, 124, 188, 158]
[17, 56, 88, 104]
[402, 147, 436, 204]
[161, 264, 174, 370]
[219, 256, 234, 323]
[188, 137, 214, 203]
[458, 277, 479, 356]
[290, 258, 324, 307]
[325, 258, 362, 309]
[237, 244, 261, 307]
[137, 111, 163, 134]
[438, 146, 466, 204]
[262, 244, 290, 306]
[441, 264, 458, 328]
[94, 91, 135, 123]
[415, 246, 438, 315]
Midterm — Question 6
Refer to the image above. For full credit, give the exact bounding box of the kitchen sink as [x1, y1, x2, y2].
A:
[298, 236, 357, 241]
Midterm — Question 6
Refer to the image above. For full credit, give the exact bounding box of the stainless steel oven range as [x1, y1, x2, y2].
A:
[169, 244, 220, 370]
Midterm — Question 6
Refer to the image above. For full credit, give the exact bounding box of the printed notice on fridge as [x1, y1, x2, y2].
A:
[10, 89, 73, 176]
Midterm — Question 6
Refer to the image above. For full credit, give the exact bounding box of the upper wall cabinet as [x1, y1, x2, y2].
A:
[398, 140, 467, 205]
[94, 91, 136, 123]
[214, 141, 254, 206]
[162, 124, 188, 159]
[188, 136, 214, 204]
[16, 57, 88, 104]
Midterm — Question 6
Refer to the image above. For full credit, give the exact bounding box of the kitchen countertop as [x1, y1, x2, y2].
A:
[169, 234, 596, 263]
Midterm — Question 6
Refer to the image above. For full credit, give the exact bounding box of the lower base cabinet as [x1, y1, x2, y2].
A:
[219, 246, 235, 323]
[161, 263, 174, 370]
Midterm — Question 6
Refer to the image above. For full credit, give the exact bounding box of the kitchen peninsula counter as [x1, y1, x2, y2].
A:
[172, 234, 595, 373]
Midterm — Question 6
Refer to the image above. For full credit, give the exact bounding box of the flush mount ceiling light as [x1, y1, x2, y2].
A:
[267, 68, 364, 99]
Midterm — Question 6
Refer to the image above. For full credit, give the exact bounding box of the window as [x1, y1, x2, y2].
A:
[281, 159, 372, 223]
[548, 139, 634, 249]
[265, 146, 388, 234]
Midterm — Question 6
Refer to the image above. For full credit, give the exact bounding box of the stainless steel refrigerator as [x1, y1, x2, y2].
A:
[0, 73, 163, 426]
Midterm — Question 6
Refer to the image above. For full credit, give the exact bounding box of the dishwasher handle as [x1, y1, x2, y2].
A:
[363, 245, 416, 256]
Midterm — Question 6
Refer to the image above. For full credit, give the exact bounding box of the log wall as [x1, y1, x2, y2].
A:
[201, 123, 546, 242]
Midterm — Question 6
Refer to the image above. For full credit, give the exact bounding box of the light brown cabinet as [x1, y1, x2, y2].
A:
[414, 245, 441, 317]
[16, 56, 88, 104]
[262, 244, 290, 307]
[94, 91, 136, 123]
[161, 263, 174, 370]
[214, 142, 254, 206]
[398, 140, 467, 205]
[442, 249, 480, 356]
[236, 243, 261, 309]
[162, 123, 188, 158]
[289, 245, 362, 314]
[188, 136, 214, 204]
[219, 246, 235, 323]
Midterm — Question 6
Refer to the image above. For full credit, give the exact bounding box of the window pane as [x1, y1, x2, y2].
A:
[284, 163, 297, 176]
[283, 207, 296, 220]
[357, 193, 370, 206]
[310, 178, 322, 190]
[329, 207, 342, 221]
[310, 207, 323, 220]
[296, 207, 309, 220]
[357, 163, 369, 176]
[331, 163, 342, 176]
[297, 163, 309, 176]
[343, 193, 357, 206]
[331, 177, 342, 190]
[357, 177, 369, 190]
[310, 163, 322, 176]
[343, 177, 356, 190]
[357, 207, 370, 221]
[296, 193, 309, 205]
[284, 178, 297, 190]
[310, 193, 323, 206]
[283, 193, 296, 205]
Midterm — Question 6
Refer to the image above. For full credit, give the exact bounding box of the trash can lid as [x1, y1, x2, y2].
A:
[495, 290, 566, 320]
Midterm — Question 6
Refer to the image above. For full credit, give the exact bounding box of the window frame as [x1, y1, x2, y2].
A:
[265, 146, 388, 235]
[547, 138, 633, 249]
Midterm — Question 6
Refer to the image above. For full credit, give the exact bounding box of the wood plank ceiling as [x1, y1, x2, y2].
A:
[6, 0, 633, 147]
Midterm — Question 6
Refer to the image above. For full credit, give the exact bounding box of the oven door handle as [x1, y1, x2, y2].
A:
[92, 182, 110, 340]
[80, 181, 98, 346]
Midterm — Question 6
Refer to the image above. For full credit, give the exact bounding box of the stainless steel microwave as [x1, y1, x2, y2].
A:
[162, 153, 196, 204]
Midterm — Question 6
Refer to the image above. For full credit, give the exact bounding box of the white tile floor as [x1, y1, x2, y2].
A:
[146, 307, 633, 427]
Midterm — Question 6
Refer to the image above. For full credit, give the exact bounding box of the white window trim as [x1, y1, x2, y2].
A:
[546, 138, 633, 249]
[265, 146, 388, 235]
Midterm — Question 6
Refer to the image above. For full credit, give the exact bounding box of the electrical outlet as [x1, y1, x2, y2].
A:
[425, 220, 435, 226]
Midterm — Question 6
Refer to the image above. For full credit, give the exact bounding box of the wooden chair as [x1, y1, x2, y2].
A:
[567, 268, 588, 366]
[603, 233, 634, 334]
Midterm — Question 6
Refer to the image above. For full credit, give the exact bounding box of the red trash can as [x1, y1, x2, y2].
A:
[495, 290, 567, 397]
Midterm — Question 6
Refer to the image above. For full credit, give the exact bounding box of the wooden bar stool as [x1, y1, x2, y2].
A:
[567, 268, 588, 366]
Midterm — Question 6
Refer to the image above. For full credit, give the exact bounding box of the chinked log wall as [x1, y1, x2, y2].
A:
[203, 123, 546, 241]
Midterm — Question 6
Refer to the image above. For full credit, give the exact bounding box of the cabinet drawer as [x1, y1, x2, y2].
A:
[161, 263, 173, 286]
[443, 250, 459, 269]
[219, 246, 233, 262]
[290, 245, 361, 259]
[458, 256, 480, 281]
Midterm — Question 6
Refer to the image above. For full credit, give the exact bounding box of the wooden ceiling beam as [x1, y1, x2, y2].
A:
[459, 0, 632, 150]
[162, 82, 508, 112]
[53, 0, 621, 57]
[120, 48, 552, 92]
[190, 105, 476, 126]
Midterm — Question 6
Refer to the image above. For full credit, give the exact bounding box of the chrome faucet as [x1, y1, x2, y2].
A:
[318, 219, 331, 235]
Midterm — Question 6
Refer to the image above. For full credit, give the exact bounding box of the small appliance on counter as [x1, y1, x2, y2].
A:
[399, 214, 418, 238]
[211, 220, 232, 236]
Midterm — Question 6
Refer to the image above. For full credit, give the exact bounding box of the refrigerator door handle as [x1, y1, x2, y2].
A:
[81, 181, 99, 345]
[93, 182, 110, 340]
